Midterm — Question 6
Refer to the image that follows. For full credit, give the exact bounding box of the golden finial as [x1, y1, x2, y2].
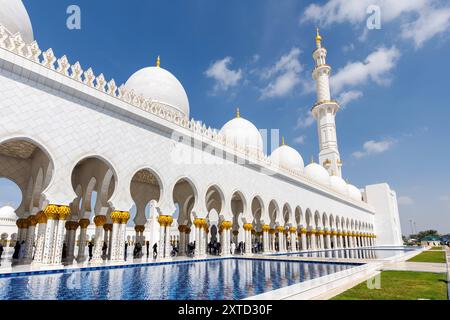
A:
[316, 28, 322, 48]
[310, 155, 315, 164]
[282, 136, 286, 146]
[156, 56, 161, 68]
[236, 107, 241, 118]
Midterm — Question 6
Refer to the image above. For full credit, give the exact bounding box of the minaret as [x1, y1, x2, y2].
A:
[311, 28, 343, 177]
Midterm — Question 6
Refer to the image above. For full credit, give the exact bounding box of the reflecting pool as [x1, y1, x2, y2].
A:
[0, 258, 357, 300]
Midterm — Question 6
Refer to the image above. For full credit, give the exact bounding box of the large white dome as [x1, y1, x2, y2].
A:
[220, 113, 263, 152]
[0, 205, 17, 221]
[125, 64, 190, 118]
[305, 162, 329, 185]
[270, 143, 304, 172]
[347, 184, 362, 201]
[329, 175, 348, 195]
[0, 0, 34, 43]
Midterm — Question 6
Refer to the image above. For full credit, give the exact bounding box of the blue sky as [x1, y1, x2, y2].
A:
[1, 0, 450, 234]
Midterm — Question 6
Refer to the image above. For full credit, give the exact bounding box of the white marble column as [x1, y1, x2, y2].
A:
[53, 218, 68, 265]
[178, 225, 186, 256]
[23, 216, 37, 262]
[41, 205, 70, 265]
[318, 231, 325, 249]
[300, 229, 307, 250]
[332, 232, 338, 249]
[325, 231, 331, 249]
[77, 219, 90, 262]
[157, 215, 174, 259]
[65, 221, 79, 262]
[92, 215, 106, 263]
[110, 212, 122, 261]
[33, 212, 48, 264]
[243, 224, 253, 255]
[261, 225, 270, 253]
[290, 228, 298, 252]
[310, 230, 317, 250]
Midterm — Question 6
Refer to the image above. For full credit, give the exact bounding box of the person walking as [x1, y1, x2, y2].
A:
[0, 242, 4, 263]
[146, 241, 150, 258]
[88, 241, 94, 261]
[230, 242, 236, 255]
[152, 243, 157, 258]
[12, 241, 20, 259]
[124, 242, 128, 260]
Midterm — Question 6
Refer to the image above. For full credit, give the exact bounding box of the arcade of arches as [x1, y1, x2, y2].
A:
[0, 138, 376, 266]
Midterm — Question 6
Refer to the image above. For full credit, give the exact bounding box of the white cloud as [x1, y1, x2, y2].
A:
[301, 0, 450, 48]
[260, 48, 303, 99]
[398, 196, 414, 206]
[401, 6, 450, 48]
[293, 135, 306, 145]
[352, 138, 396, 158]
[338, 90, 363, 107]
[204, 57, 242, 92]
[332, 47, 401, 94]
[296, 110, 315, 129]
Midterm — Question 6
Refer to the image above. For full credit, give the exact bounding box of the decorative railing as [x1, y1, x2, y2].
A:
[0, 25, 369, 209]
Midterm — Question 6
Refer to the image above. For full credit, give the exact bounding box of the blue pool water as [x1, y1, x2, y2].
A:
[0, 258, 357, 300]
[284, 248, 416, 260]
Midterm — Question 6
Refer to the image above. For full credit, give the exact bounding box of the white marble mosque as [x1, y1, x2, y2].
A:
[0, 0, 403, 267]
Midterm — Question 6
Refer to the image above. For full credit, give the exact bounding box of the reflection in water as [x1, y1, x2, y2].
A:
[0, 259, 355, 300]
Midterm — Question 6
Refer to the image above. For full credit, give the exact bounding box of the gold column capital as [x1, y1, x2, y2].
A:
[79, 219, 90, 229]
[94, 215, 107, 227]
[44, 205, 71, 220]
[158, 215, 174, 227]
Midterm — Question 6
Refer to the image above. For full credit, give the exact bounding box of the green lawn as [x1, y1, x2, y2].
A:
[332, 271, 448, 300]
[429, 246, 444, 251]
[407, 251, 447, 263]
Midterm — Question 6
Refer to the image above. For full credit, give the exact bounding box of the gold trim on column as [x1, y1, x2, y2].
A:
[44, 205, 71, 220]
[243, 223, 253, 231]
[111, 211, 130, 224]
[221, 221, 233, 230]
[158, 215, 174, 227]
[276, 226, 285, 233]
[79, 219, 90, 229]
[193, 218, 207, 229]
[94, 215, 107, 227]
[103, 223, 113, 232]
[27, 215, 38, 227]
[262, 224, 270, 232]
[135, 225, 145, 233]
[36, 211, 47, 224]
[65, 221, 79, 230]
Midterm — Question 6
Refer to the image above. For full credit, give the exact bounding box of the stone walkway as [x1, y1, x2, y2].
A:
[382, 261, 447, 273]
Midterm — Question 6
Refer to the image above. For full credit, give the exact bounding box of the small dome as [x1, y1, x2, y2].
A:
[220, 112, 263, 152]
[270, 143, 304, 172]
[0, 0, 34, 43]
[0, 205, 18, 221]
[329, 175, 348, 195]
[347, 184, 362, 201]
[305, 162, 329, 185]
[125, 63, 190, 118]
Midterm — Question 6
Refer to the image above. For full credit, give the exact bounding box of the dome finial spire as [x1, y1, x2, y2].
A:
[282, 136, 286, 146]
[236, 107, 241, 118]
[156, 56, 161, 68]
[316, 27, 322, 48]
[311, 155, 315, 164]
